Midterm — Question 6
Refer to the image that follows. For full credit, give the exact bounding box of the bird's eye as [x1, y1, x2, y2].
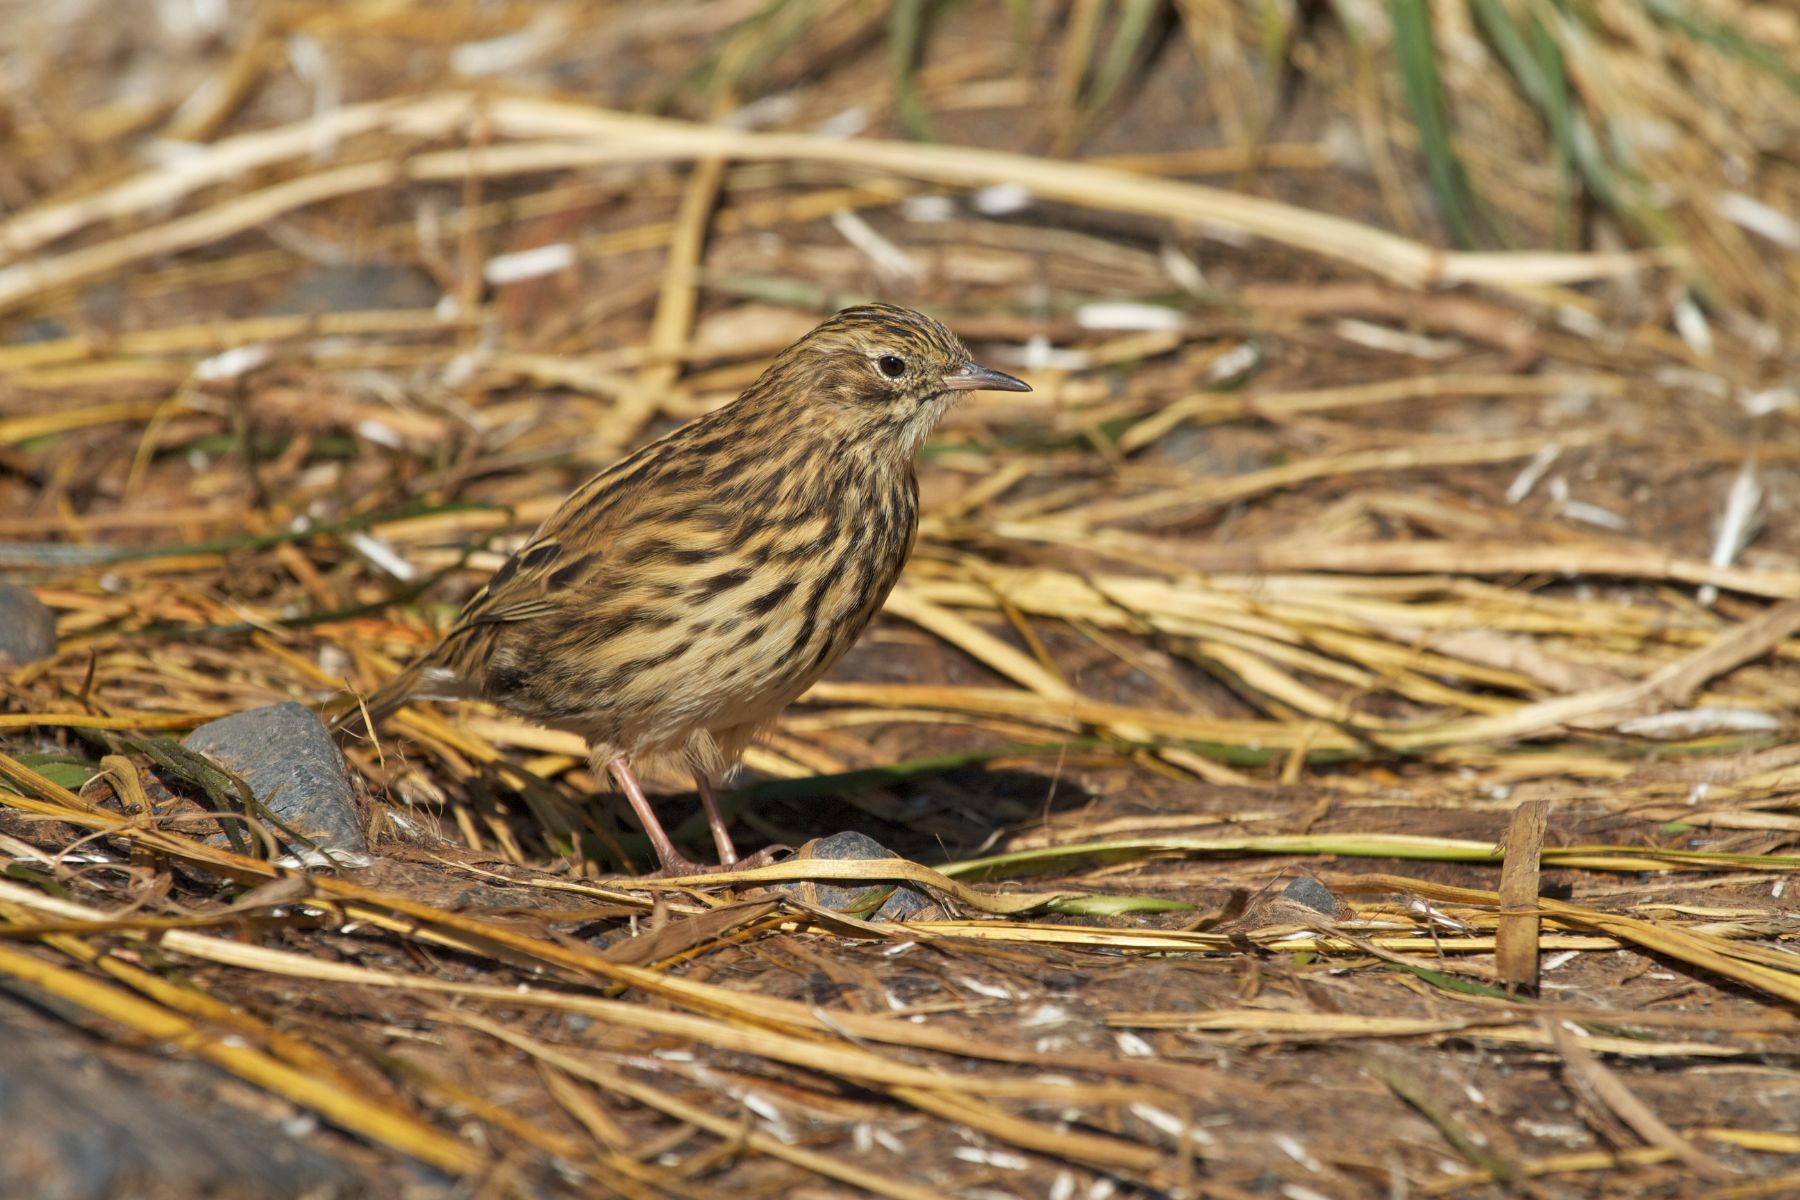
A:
[876, 354, 906, 379]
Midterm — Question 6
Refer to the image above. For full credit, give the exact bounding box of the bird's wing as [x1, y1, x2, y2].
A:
[451, 442, 664, 631]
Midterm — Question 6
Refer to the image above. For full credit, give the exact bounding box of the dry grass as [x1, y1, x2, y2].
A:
[1, 2, 1797, 1196]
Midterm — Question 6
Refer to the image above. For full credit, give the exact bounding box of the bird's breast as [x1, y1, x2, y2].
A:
[491, 466, 918, 756]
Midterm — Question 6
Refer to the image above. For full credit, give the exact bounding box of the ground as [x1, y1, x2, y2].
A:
[1, 3, 1798, 1198]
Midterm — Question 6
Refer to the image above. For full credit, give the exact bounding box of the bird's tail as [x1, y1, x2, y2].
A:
[329, 658, 433, 738]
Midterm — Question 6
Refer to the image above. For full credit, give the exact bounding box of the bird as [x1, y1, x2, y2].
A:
[338, 303, 1030, 875]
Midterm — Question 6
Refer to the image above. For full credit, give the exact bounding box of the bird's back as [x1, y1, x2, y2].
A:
[435, 398, 919, 776]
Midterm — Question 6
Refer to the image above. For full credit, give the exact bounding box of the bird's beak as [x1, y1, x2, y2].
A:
[942, 361, 1032, 393]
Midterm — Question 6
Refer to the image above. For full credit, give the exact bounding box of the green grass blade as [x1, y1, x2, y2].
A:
[889, 0, 936, 140]
[1644, 0, 1800, 95]
[1389, 0, 1477, 247]
[1085, 0, 1161, 115]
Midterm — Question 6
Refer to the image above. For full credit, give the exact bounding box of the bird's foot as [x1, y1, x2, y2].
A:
[642, 843, 792, 879]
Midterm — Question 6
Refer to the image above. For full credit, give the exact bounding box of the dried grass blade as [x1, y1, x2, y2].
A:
[1544, 1017, 1735, 1179]
[1495, 799, 1549, 992]
[0, 941, 482, 1172]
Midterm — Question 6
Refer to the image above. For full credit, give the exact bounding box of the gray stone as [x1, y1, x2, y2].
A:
[261, 264, 439, 316]
[0, 1001, 362, 1200]
[1280, 875, 1340, 916]
[773, 830, 933, 922]
[184, 701, 369, 864]
[0, 581, 56, 666]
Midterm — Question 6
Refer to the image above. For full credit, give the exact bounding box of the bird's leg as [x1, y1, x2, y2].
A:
[694, 774, 793, 870]
[607, 757, 705, 876]
[603, 759, 788, 876]
[694, 774, 738, 865]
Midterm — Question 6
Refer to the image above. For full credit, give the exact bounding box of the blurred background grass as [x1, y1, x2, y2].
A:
[1, 3, 1799, 1197]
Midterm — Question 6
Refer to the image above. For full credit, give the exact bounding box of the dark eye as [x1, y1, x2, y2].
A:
[876, 354, 906, 379]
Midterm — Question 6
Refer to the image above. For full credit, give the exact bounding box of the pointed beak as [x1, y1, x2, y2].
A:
[942, 360, 1032, 393]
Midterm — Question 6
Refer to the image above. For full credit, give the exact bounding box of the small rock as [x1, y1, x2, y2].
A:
[0, 582, 56, 666]
[771, 830, 933, 923]
[1280, 875, 1341, 916]
[261, 264, 439, 316]
[184, 702, 369, 865]
[0, 1003, 360, 1200]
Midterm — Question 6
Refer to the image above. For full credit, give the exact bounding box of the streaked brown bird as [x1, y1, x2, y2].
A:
[340, 304, 1029, 875]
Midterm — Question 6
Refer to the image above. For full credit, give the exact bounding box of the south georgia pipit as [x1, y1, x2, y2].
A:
[338, 304, 1030, 875]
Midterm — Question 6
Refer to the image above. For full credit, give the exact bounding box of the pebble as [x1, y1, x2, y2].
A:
[0, 582, 56, 666]
[184, 701, 369, 865]
[772, 830, 933, 922]
[1280, 875, 1342, 916]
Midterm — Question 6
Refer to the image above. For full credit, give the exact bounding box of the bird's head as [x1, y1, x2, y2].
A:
[747, 303, 1030, 456]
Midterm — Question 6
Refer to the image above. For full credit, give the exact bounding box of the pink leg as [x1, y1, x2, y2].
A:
[695, 775, 738, 865]
[608, 758, 703, 876]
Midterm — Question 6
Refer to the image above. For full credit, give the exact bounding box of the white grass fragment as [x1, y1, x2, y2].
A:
[1406, 899, 1473, 932]
[440, 347, 484, 388]
[354, 418, 406, 450]
[1653, 366, 1731, 398]
[1506, 444, 1561, 503]
[1114, 1031, 1156, 1058]
[1717, 192, 1800, 249]
[813, 105, 869, 138]
[1049, 1172, 1076, 1200]
[829, 209, 919, 280]
[1542, 950, 1580, 972]
[1206, 341, 1259, 382]
[1710, 459, 1763, 572]
[1672, 291, 1714, 359]
[1281, 1186, 1335, 1200]
[1004, 334, 1089, 371]
[1699, 457, 1763, 605]
[881, 940, 916, 957]
[1129, 1102, 1218, 1147]
[1159, 242, 1207, 295]
[1741, 386, 1797, 417]
[285, 34, 342, 156]
[1333, 318, 1459, 358]
[1560, 499, 1630, 531]
[957, 975, 1013, 1002]
[1274, 1133, 1324, 1173]
[452, 13, 567, 77]
[1194, 218, 1253, 247]
[1076, 301, 1185, 332]
[901, 194, 957, 222]
[1555, 303, 1606, 338]
[741, 1092, 795, 1142]
[1616, 707, 1780, 739]
[348, 531, 417, 582]
[724, 94, 799, 130]
[971, 182, 1032, 215]
[952, 1147, 1029, 1169]
[278, 848, 376, 870]
[484, 242, 576, 286]
[193, 343, 270, 382]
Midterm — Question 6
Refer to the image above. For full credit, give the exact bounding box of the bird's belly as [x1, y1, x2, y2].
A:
[500, 548, 899, 763]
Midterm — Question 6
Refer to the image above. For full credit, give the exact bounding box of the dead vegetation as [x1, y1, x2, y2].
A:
[1, 1, 1798, 1196]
